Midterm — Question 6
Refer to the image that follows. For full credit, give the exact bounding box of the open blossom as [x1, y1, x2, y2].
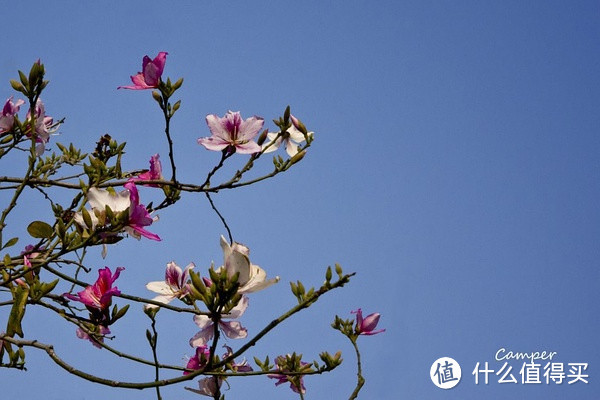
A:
[198, 111, 263, 154]
[74, 181, 160, 241]
[189, 295, 249, 347]
[262, 115, 313, 157]
[352, 308, 385, 336]
[145, 261, 194, 308]
[63, 267, 124, 310]
[0, 97, 24, 134]
[218, 235, 279, 294]
[118, 52, 167, 90]
[135, 153, 162, 186]
[25, 99, 56, 155]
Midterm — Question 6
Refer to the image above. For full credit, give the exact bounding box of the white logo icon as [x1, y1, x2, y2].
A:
[430, 357, 461, 389]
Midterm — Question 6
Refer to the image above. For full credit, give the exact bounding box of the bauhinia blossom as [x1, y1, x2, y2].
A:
[218, 235, 279, 294]
[135, 153, 162, 186]
[184, 346, 222, 396]
[63, 267, 124, 310]
[74, 181, 160, 241]
[262, 114, 313, 157]
[76, 325, 111, 349]
[145, 261, 194, 308]
[118, 52, 168, 90]
[352, 308, 385, 336]
[25, 99, 56, 155]
[189, 295, 249, 347]
[198, 111, 263, 154]
[0, 97, 24, 134]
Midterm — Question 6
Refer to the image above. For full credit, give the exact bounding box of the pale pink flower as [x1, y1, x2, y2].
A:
[198, 111, 263, 154]
[124, 181, 160, 241]
[118, 52, 168, 90]
[185, 377, 221, 397]
[189, 296, 249, 347]
[0, 97, 24, 134]
[352, 308, 385, 336]
[63, 267, 124, 310]
[145, 261, 194, 308]
[25, 99, 56, 155]
[218, 235, 279, 294]
[262, 115, 313, 157]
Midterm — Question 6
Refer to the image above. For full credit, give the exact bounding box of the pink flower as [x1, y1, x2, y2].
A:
[135, 154, 162, 186]
[198, 111, 263, 154]
[0, 97, 24, 134]
[64, 267, 124, 310]
[189, 296, 249, 347]
[352, 308, 385, 336]
[25, 99, 56, 155]
[118, 52, 168, 90]
[222, 345, 253, 372]
[145, 261, 194, 308]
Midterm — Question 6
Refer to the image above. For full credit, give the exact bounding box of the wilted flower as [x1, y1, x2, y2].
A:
[198, 111, 263, 154]
[189, 296, 249, 347]
[262, 115, 313, 157]
[145, 261, 194, 308]
[0, 96, 24, 134]
[76, 325, 111, 349]
[63, 267, 124, 310]
[185, 377, 221, 397]
[135, 153, 162, 186]
[352, 308, 385, 336]
[25, 99, 56, 155]
[222, 345, 253, 372]
[118, 52, 168, 90]
[74, 181, 160, 241]
[218, 235, 279, 294]
[268, 354, 308, 394]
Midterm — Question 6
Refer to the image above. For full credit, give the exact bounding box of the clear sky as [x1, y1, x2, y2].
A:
[2, 1, 599, 399]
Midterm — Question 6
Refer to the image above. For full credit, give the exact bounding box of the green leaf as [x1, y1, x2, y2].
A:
[7, 285, 29, 338]
[2, 237, 19, 250]
[27, 221, 53, 239]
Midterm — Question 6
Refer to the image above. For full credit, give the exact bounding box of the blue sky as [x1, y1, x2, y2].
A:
[2, 1, 599, 399]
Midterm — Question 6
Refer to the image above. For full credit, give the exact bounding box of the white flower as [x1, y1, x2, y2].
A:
[219, 235, 279, 294]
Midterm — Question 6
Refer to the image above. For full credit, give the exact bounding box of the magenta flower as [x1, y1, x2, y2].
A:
[184, 345, 211, 375]
[198, 111, 263, 154]
[352, 308, 385, 336]
[124, 181, 161, 241]
[190, 295, 249, 347]
[25, 99, 56, 155]
[135, 154, 162, 186]
[118, 52, 168, 90]
[145, 261, 194, 309]
[64, 267, 124, 310]
[0, 97, 24, 134]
